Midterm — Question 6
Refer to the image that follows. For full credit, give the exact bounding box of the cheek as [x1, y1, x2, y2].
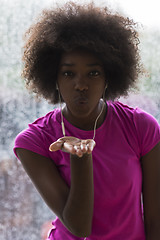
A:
[91, 82, 105, 96]
[58, 80, 71, 95]
[59, 87, 72, 103]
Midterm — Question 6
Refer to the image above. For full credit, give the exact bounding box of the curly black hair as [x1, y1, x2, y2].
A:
[22, 1, 142, 104]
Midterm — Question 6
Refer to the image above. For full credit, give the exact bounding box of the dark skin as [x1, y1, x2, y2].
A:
[16, 49, 160, 239]
[57, 48, 107, 131]
[141, 141, 160, 240]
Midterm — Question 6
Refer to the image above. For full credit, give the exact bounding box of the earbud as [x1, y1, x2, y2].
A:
[105, 83, 108, 90]
[56, 84, 59, 90]
[103, 83, 108, 100]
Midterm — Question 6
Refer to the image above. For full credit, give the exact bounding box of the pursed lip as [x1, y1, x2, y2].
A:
[74, 95, 88, 104]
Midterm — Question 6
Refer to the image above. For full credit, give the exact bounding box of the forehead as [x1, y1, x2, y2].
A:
[60, 48, 103, 65]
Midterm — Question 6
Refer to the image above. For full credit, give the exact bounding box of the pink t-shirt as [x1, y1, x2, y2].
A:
[13, 101, 160, 240]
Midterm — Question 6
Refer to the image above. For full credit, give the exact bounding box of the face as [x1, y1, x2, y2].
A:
[57, 48, 106, 121]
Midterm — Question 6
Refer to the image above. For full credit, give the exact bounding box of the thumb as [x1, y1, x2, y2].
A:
[49, 139, 64, 152]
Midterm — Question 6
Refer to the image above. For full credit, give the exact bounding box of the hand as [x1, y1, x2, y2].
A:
[49, 136, 96, 157]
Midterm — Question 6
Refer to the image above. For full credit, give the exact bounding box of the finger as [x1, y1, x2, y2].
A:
[49, 140, 64, 152]
[71, 145, 83, 157]
[75, 147, 83, 157]
[74, 145, 82, 154]
[80, 142, 88, 152]
[86, 140, 96, 154]
[80, 139, 95, 153]
[63, 142, 76, 154]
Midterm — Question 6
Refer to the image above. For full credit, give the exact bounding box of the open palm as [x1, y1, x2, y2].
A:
[49, 136, 96, 157]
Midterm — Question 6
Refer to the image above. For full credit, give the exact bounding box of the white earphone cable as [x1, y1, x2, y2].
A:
[57, 83, 106, 139]
[60, 99, 105, 140]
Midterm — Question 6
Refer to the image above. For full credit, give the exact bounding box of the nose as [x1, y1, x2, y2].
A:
[74, 74, 88, 91]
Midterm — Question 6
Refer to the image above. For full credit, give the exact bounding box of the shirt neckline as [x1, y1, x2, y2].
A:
[59, 101, 111, 136]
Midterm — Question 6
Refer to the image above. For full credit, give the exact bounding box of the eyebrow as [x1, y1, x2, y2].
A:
[60, 63, 102, 67]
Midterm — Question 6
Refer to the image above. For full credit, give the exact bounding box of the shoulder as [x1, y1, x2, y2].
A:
[29, 108, 61, 130]
[131, 105, 160, 138]
[108, 101, 160, 156]
[109, 100, 159, 126]
[109, 101, 136, 120]
[133, 107, 160, 156]
[13, 108, 62, 159]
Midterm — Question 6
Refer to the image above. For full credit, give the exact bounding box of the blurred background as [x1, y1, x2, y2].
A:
[0, 0, 159, 239]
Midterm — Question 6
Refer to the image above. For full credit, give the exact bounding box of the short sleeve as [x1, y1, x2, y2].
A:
[133, 108, 160, 157]
[13, 125, 50, 160]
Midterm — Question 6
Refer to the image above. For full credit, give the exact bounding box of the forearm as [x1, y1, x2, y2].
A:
[145, 220, 160, 240]
[62, 153, 94, 237]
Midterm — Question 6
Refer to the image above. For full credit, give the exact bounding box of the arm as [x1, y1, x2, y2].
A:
[16, 147, 94, 237]
[141, 141, 160, 240]
[63, 153, 94, 236]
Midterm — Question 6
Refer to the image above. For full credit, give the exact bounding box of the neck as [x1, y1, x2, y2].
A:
[62, 99, 107, 131]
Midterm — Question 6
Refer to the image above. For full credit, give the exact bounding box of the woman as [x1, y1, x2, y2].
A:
[13, 2, 160, 239]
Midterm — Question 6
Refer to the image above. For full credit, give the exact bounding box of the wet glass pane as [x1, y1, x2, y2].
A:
[0, 1, 55, 239]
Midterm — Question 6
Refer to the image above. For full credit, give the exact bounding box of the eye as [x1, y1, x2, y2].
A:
[62, 71, 73, 77]
[89, 71, 100, 77]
